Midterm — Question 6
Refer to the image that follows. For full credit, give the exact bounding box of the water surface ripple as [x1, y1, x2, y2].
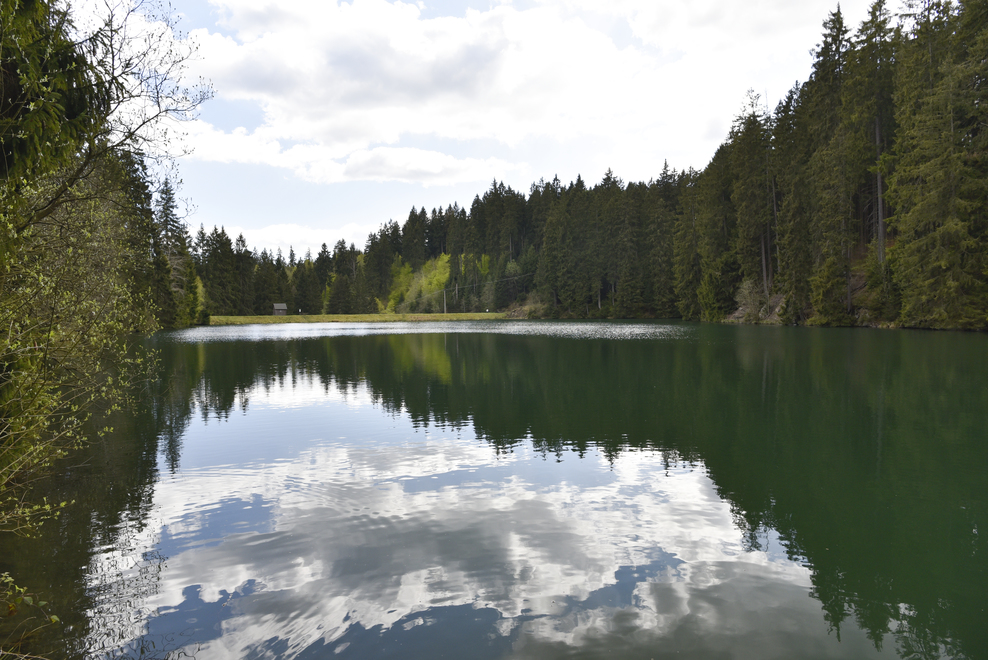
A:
[1, 321, 984, 660]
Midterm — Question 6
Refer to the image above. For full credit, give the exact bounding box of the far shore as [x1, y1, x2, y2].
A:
[209, 312, 508, 325]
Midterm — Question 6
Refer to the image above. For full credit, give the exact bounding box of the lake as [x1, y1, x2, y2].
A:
[1, 321, 985, 659]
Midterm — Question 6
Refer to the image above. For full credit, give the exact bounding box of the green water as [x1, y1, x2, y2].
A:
[1, 321, 985, 659]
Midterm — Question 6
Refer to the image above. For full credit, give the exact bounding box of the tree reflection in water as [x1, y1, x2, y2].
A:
[1, 322, 984, 659]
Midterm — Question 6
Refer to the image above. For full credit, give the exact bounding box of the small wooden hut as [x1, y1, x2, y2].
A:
[273, 303, 288, 316]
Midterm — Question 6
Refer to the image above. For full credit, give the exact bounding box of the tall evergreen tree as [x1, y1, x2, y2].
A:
[888, 0, 987, 327]
[155, 178, 198, 327]
[673, 169, 704, 319]
[234, 234, 255, 315]
[695, 144, 740, 321]
[275, 249, 295, 313]
[200, 226, 238, 316]
[253, 250, 279, 314]
[294, 260, 323, 314]
[401, 207, 427, 270]
[730, 93, 775, 304]
[314, 243, 333, 288]
[846, 0, 897, 264]
[615, 181, 648, 316]
[647, 164, 681, 316]
[806, 7, 856, 324]
[773, 86, 816, 322]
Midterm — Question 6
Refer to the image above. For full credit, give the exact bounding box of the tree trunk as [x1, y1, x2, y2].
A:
[760, 233, 770, 300]
[876, 116, 886, 264]
[771, 175, 780, 265]
[846, 243, 852, 314]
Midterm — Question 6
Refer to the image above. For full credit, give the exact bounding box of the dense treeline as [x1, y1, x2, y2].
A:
[188, 0, 987, 329]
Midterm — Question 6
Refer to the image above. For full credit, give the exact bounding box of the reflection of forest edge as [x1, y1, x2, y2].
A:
[3, 325, 986, 659]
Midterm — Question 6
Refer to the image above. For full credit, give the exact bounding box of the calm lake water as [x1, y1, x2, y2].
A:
[2, 321, 985, 659]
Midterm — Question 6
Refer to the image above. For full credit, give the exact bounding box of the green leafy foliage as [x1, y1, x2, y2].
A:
[1, 3, 209, 654]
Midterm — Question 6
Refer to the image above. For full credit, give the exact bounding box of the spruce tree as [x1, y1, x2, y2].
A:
[649, 164, 680, 316]
[154, 179, 198, 327]
[315, 243, 333, 288]
[846, 0, 896, 263]
[730, 92, 775, 304]
[806, 7, 855, 324]
[673, 169, 704, 319]
[234, 234, 256, 315]
[295, 260, 323, 314]
[888, 1, 988, 327]
[253, 250, 279, 314]
[695, 144, 739, 321]
[772, 86, 815, 323]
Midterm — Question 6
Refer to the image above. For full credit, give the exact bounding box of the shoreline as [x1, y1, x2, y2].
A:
[209, 312, 508, 325]
[207, 312, 982, 332]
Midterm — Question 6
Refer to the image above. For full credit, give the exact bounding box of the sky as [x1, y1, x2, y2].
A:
[157, 0, 877, 257]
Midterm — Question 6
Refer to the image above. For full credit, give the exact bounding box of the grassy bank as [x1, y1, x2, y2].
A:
[209, 312, 508, 326]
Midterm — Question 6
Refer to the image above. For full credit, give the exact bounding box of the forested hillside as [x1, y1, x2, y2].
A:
[186, 0, 987, 330]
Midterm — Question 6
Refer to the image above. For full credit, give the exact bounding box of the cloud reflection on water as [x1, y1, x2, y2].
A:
[90, 370, 887, 659]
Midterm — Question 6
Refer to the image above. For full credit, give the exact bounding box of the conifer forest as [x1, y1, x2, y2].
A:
[169, 1, 988, 330]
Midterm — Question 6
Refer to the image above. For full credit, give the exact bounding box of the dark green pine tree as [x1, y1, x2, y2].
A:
[113, 151, 176, 328]
[201, 226, 239, 316]
[234, 234, 255, 315]
[252, 250, 279, 314]
[175, 258, 201, 327]
[730, 92, 775, 306]
[495, 184, 527, 260]
[846, 0, 896, 264]
[615, 181, 648, 316]
[327, 272, 354, 314]
[559, 176, 594, 314]
[592, 168, 623, 313]
[835, 0, 900, 320]
[294, 259, 323, 314]
[649, 162, 681, 316]
[151, 245, 178, 327]
[314, 243, 333, 289]
[401, 207, 427, 270]
[155, 178, 198, 327]
[192, 224, 207, 271]
[527, 176, 561, 254]
[426, 207, 447, 259]
[695, 144, 740, 321]
[673, 168, 703, 320]
[331, 239, 349, 277]
[537, 176, 591, 313]
[276, 249, 295, 313]
[888, 0, 988, 327]
[806, 6, 855, 324]
[364, 221, 400, 303]
[445, 204, 467, 304]
[772, 86, 816, 323]
[536, 199, 565, 310]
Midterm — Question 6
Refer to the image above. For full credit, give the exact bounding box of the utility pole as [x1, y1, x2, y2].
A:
[444, 289, 447, 314]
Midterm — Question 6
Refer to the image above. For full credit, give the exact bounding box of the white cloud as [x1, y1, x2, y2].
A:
[179, 0, 875, 187]
[185, 120, 520, 186]
[340, 147, 519, 184]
